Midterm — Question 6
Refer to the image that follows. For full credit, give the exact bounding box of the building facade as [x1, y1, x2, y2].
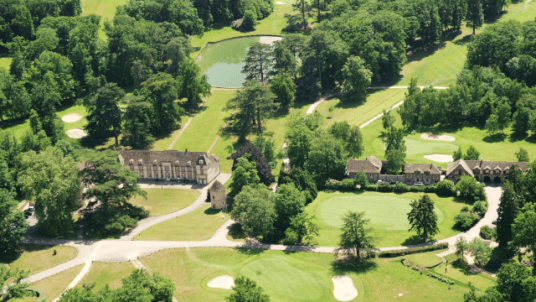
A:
[118, 149, 220, 185]
[346, 155, 382, 182]
[446, 159, 528, 183]
[210, 180, 227, 210]
[404, 163, 442, 185]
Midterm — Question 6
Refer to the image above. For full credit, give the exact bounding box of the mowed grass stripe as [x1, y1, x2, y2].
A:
[128, 189, 200, 216]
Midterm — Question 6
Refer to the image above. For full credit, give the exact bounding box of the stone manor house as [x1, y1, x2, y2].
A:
[347, 156, 528, 185]
[119, 149, 220, 184]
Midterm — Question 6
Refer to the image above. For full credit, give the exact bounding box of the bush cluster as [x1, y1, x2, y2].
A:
[402, 258, 426, 272]
[378, 243, 448, 258]
[427, 273, 454, 285]
[454, 212, 480, 230]
[325, 178, 457, 196]
[479, 225, 496, 240]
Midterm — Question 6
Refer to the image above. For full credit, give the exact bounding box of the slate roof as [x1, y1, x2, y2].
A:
[347, 157, 382, 174]
[210, 180, 225, 193]
[118, 149, 219, 167]
[404, 163, 442, 174]
[446, 159, 528, 176]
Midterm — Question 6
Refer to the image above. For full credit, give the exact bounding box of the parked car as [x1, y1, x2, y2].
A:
[376, 180, 383, 184]
[414, 182, 424, 186]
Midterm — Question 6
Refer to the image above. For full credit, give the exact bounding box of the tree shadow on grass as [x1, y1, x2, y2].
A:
[401, 235, 426, 246]
[509, 132, 528, 143]
[0, 245, 51, 264]
[330, 258, 378, 275]
[237, 247, 266, 255]
[483, 133, 507, 143]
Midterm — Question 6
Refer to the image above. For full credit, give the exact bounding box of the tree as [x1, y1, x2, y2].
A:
[383, 127, 406, 174]
[80, 150, 148, 236]
[407, 195, 439, 242]
[177, 59, 211, 108]
[347, 126, 364, 159]
[273, 183, 305, 237]
[242, 9, 257, 31]
[485, 114, 501, 135]
[226, 81, 277, 138]
[510, 203, 536, 274]
[226, 277, 270, 302]
[468, 238, 491, 267]
[453, 147, 463, 161]
[284, 212, 319, 244]
[455, 175, 485, 201]
[455, 237, 469, 260]
[271, 42, 297, 77]
[18, 147, 80, 237]
[354, 171, 368, 188]
[496, 262, 531, 302]
[85, 83, 124, 146]
[466, 0, 484, 34]
[243, 43, 273, 83]
[437, 179, 455, 196]
[286, 124, 313, 169]
[270, 73, 295, 109]
[515, 148, 529, 162]
[291, 0, 312, 28]
[229, 156, 260, 196]
[277, 167, 318, 204]
[486, 102, 511, 134]
[231, 186, 276, 238]
[464, 145, 480, 160]
[305, 133, 348, 187]
[337, 211, 376, 262]
[382, 110, 395, 130]
[121, 97, 155, 149]
[341, 56, 372, 102]
[0, 189, 27, 257]
[143, 73, 183, 135]
[0, 265, 30, 302]
[59, 269, 175, 302]
[231, 143, 275, 186]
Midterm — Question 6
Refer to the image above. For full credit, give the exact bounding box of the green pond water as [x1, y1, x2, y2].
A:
[197, 36, 261, 88]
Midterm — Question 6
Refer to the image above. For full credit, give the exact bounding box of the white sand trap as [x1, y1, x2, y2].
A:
[332, 275, 358, 301]
[424, 154, 454, 162]
[259, 36, 283, 45]
[66, 128, 88, 139]
[62, 113, 83, 123]
[421, 133, 455, 142]
[275, 1, 285, 4]
[207, 275, 234, 290]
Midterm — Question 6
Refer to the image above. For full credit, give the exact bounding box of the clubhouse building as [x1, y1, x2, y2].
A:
[347, 156, 528, 185]
[118, 149, 220, 184]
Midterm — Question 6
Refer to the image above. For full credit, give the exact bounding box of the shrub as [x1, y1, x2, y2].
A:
[379, 243, 448, 258]
[455, 175, 485, 202]
[242, 9, 257, 31]
[473, 201, 488, 217]
[437, 179, 455, 196]
[454, 212, 479, 230]
[394, 181, 409, 193]
[480, 225, 496, 240]
[354, 171, 368, 188]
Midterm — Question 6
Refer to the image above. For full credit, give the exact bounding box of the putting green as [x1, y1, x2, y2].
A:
[319, 195, 444, 232]
[238, 257, 324, 301]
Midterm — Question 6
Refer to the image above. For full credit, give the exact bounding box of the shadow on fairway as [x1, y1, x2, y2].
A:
[330, 258, 378, 275]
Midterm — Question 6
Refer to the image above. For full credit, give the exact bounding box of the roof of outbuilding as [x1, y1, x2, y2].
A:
[366, 155, 382, 170]
[404, 163, 442, 174]
[446, 159, 528, 176]
[210, 180, 225, 193]
[347, 158, 382, 174]
[446, 159, 474, 176]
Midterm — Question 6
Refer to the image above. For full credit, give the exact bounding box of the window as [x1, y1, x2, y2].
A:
[415, 171, 420, 175]
[153, 160, 157, 166]
[187, 161, 191, 167]
[165, 166, 169, 172]
[138, 160, 142, 166]
[129, 159, 133, 165]
[485, 170, 490, 174]
[457, 170, 462, 175]
[504, 170, 508, 175]
[199, 160, 204, 165]
[148, 173, 152, 178]
[424, 171, 430, 175]
[175, 161, 179, 167]
[473, 170, 479, 175]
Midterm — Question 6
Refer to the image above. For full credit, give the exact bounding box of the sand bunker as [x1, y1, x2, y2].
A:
[275, 1, 285, 4]
[332, 275, 358, 301]
[424, 154, 454, 162]
[207, 275, 234, 290]
[259, 36, 283, 45]
[62, 113, 83, 123]
[420, 133, 455, 142]
[66, 128, 88, 139]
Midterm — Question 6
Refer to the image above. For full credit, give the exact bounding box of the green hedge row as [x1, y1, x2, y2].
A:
[27, 286, 46, 302]
[378, 243, 449, 258]
[427, 273, 455, 285]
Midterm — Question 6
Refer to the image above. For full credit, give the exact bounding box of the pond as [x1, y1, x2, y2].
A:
[197, 36, 282, 88]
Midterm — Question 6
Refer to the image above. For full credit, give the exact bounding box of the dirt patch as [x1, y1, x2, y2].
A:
[332, 275, 358, 301]
[207, 275, 234, 289]
[66, 128, 88, 139]
[259, 36, 283, 45]
[424, 154, 454, 163]
[420, 133, 455, 142]
[62, 113, 83, 123]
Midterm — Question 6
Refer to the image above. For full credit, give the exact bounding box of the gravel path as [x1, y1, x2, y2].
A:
[167, 116, 194, 150]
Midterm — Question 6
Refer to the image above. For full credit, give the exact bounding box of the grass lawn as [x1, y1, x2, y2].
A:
[31, 264, 83, 302]
[405, 250, 444, 267]
[431, 258, 496, 292]
[135, 204, 230, 241]
[135, 247, 490, 301]
[76, 261, 135, 291]
[128, 189, 200, 216]
[360, 112, 536, 168]
[305, 191, 467, 247]
[5, 245, 78, 275]
[0, 57, 11, 70]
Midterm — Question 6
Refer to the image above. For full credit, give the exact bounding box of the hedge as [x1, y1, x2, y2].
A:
[27, 286, 46, 302]
[378, 243, 449, 258]
[325, 178, 457, 196]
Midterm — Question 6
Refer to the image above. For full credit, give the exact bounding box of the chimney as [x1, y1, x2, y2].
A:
[185, 149, 188, 155]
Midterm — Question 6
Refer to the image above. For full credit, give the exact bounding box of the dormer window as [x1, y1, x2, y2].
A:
[129, 159, 133, 165]
[424, 171, 430, 175]
[415, 171, 420, 175]
[199, 160, 204, 165]
[175, 161, 179, 167]
[138, 160, 143, 166]
[187, 161, 191, 167]
[153, 160, 157, 166]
